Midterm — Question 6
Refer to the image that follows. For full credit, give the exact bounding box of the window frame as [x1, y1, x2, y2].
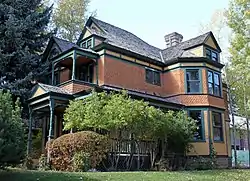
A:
[207, 70, 222, 97]
[212, 111, 224, 142]
[145, 68, 161, 86]
[187, 109, 205, 142]
[185, 69, 202, 94]
[205, 47, 219, 62]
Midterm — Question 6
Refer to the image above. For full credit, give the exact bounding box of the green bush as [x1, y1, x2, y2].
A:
[73, 151, 90, 172]
[31, 129, 43, 159]
[0, 91, 25, 168]
[49, 131, 109, 171]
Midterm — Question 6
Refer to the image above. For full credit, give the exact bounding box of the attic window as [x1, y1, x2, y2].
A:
[206, 48, 218, 62]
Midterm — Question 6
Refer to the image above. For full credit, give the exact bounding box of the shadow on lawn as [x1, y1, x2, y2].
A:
[0, 169, 101, 181]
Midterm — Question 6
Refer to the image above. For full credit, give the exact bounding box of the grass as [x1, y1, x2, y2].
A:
[0, 169, 250, 181]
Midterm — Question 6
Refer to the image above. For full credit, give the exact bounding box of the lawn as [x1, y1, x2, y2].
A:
[0, 169, 250, 181]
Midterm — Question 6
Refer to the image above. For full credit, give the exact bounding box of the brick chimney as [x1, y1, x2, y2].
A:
[164, 32, 183, 47]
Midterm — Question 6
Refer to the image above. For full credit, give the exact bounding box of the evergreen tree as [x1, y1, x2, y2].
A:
[0, 91, 25, 168]
[0, 0, 53, 97]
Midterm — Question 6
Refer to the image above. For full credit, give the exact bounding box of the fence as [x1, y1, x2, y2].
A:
[232, 149, 249, 167]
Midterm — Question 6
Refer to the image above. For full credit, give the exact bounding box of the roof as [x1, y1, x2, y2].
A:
[85, 17, 220, 64]
[52, 37, 98, 55]
[161, 32, 212, 61]
[100, 85, 183, 107]
[87, 17, 163, 62]
[38, 83, 71, 95]
[53, 37, 78, 52]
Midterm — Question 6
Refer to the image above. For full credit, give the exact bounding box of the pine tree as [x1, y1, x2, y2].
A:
[0, 0, 53, 97]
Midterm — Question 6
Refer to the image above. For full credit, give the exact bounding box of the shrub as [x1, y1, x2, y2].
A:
[31, 129, 43, 159]
[38, 154, 50, 171]
[0, 91, 25, 168]
[73, 151, 90, 172]
[23, 156, 34, 170]
[49, 131, 109, 171]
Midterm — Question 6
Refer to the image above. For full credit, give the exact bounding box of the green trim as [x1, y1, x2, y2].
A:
[53, 51, 74, 64]
[163, 65, 221, 73]
[105, 53, 162, 71]
[208, 108, 212, 157]
[48, 98, 55, 140]
[75, 49, 98, 59]
[52, 62, 55, 85]
[187, 108, 206, 142]
[206, 68, 223, 98]
[72, 50, 76, 80]
[184, 68, 202, 94]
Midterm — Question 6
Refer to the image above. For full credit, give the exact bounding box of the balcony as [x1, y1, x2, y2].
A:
[51, 47, 99, 94]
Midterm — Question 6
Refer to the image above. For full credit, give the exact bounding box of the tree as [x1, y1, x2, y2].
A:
[226, 0, 250, 167]
[0, 91, 25, 168]
[0, 0, 53, 98]
[64, 91, 196, 170]
[53, 0, 94, 42]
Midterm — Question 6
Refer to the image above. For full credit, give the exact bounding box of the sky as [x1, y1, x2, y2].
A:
[88, 0, 229, 49]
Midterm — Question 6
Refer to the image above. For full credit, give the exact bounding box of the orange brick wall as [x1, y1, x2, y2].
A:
[60, 69, 70, 83]
[103, 56, 164, 96]
[163, 69, 184, 96]
[59, 81, 93, 94]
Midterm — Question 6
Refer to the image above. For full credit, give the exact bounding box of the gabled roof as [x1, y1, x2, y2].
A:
[38, 83, 71, 95]
[86, 17, 163, 62]
[83, 17, 222, 64]
[53, 37, 78, 52]
[162, 31, 221, 61]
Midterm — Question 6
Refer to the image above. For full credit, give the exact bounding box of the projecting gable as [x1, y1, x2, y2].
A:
[31, 86, 46, 99]
[204, 33, 221, 52]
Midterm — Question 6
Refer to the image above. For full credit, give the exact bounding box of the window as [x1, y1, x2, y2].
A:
[205, 48, 219, 62]
[54, 71, 60, 85]
[81, 41, 87, 48]
[212, 112, 223, 141]
[208, 71, 221, 96]
[145, 68, 161, 86]
[186, 69, 201, 93]
[188, 110, 204, 141]
[86, 39, 92, 49]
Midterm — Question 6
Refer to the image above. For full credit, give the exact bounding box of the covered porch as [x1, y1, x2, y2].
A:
[27, 83, 73, 155]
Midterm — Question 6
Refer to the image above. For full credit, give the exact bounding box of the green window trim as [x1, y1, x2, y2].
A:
[184, 68, 202, 94]
[212, 111, 224, 142]
[187, 109, 206, 142]
[205, 47, 219, 62]
[207, 69, 222, 97]
[80, 37, 95, 49]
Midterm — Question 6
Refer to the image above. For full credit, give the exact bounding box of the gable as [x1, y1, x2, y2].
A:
[47, 44, 61, 60]
[83, 28, 92, 39]
[205, 36, 218, 50]
[31, 87, 46, 98]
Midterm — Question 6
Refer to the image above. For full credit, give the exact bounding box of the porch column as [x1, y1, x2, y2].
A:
[52, 62, 55, 85]
[71, 50, 76, 80]
[47, 98, 55, 163]
[48, 98, 55, 141]
[27, 107, 33, 156]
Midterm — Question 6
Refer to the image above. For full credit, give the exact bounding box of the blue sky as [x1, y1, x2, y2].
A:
[89, 0, 229, 49]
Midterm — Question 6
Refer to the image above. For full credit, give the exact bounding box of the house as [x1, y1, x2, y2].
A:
[27, 17, 231, 168]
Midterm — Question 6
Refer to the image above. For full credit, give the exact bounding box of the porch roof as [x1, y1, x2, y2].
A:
[99, 85, 184, 110]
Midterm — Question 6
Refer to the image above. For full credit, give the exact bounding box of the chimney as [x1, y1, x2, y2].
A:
[164, 32, 183, 47]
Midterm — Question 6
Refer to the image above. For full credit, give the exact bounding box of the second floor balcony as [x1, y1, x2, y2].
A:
[50, 47, 99, 94]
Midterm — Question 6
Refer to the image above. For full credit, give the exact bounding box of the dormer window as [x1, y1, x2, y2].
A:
[206, 48, 219, 62]
[80, 39, 92, 49]
[86, 39, 92, 49]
